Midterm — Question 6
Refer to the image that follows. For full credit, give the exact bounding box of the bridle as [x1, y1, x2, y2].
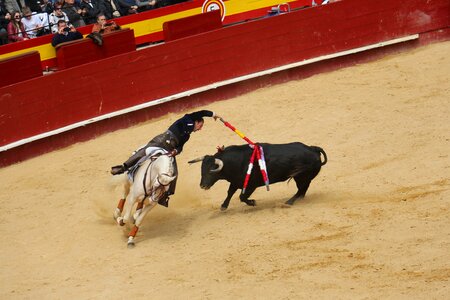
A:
[142, 154, 174, 199]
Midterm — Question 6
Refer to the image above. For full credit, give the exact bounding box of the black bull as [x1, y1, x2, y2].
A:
[188, 142, 327, 210]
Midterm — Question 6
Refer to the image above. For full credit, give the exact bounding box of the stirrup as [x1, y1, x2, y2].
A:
[157, 196, 169, 208]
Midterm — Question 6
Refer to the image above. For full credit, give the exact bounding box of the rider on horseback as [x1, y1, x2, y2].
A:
[111, 110, 221, 205]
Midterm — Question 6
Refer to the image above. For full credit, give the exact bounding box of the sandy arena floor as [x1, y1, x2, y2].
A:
[1, 41, 449, 299]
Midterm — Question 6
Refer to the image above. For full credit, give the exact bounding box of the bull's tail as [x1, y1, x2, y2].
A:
[310, 146, 328, 166]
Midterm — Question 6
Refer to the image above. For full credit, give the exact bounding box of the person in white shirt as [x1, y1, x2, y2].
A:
[48, 4, 69, 33]
[21, 7, 45, 38]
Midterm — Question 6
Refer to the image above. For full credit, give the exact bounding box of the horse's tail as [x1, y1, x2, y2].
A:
[310, 146, 328, 166]
[108, 173, 128, 189]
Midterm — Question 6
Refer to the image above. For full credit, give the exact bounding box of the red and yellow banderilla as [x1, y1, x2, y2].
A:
[219, 118, 270, 193]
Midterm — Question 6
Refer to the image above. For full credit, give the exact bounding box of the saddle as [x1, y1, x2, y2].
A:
[127, 148, 168, 181]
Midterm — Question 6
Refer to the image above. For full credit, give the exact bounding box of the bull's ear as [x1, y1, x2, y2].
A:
[188, 156, 205, 164]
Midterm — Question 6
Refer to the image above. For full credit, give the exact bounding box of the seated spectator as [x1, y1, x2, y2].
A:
[5, 0, 20, 15]
[35, 11, 51, 33]
[49, 4, 69, 33]
[1, 8, 10, 45]
[91, 13, 120, 34]
[62, 0, 85, 28]
[136, 0, 157, 12]
[0, 0, 8, 16]
[79, 0, 101, 25]
[26, 0, 43, 13]
[39, 0, 54, 15]
[101, 0, 123, 19]
[155, 0, 188, 8]
[118, 0, 138, 15]
[21, 7, 46, 38]
[51, 19, 82, 47]
[7, 11, 30, 42]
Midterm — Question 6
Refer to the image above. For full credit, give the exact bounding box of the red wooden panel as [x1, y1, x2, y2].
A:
[163, 10, 222, 41]
[102, 28, 136, 57]
[0, 51, 42, 88]
[56, 28, 136, 70]
[56, 38, 103, 70]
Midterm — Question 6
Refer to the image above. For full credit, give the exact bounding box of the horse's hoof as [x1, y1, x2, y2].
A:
[220, 206, 228, 211]
[127, 237, 135, 248]
[281, 203, 292, 208]
[117, 217, 125, 226]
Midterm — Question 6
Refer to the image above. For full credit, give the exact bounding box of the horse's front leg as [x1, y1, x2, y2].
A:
[113, 198, 125, 220]
[113, 180, 131, 220]
[127, 200, 157, 248]
[117, 192, 137, 226]
[132, 201, 145, 223]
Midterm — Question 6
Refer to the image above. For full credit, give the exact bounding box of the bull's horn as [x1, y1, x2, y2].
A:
[210, 159, 223, 173]
[188, 156, 205, 164]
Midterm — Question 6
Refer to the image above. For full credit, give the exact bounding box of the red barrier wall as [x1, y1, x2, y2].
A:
[0, 0, 449, 166]
[163, 10, 222, 41]
[0, 51, 43, 88]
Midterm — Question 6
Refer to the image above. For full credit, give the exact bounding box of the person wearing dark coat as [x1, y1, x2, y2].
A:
[39, 0, 53, 15]
[79, 0, 101, 24]
[0, 2, 10, 45]
[51, 19, 82, 46]
[62, 0, 85, 28]
[25, 0, 41, 12]
[100, 0, 122, 19]
[117, 0, 138, 15]
[155, 0, 188, 8]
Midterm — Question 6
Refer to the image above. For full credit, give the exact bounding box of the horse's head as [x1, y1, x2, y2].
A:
[154, 155, 176, 187]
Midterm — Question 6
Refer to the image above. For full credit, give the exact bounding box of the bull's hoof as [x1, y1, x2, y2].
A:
[284, 200, 294, 206]
[244, 200, 256, 206]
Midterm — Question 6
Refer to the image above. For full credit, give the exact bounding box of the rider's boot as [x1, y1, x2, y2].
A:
[111, 164, 126, 175]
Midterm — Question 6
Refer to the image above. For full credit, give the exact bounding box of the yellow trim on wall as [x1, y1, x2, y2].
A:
[0, 43, 55, 62]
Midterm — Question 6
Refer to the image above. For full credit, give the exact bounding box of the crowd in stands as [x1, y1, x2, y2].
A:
[0, 0, 189, 45]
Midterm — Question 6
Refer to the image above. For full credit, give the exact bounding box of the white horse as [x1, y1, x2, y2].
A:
[113, 149, 176, 247]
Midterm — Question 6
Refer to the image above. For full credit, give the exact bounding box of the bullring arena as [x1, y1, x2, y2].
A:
[1, 41, 449, 298]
